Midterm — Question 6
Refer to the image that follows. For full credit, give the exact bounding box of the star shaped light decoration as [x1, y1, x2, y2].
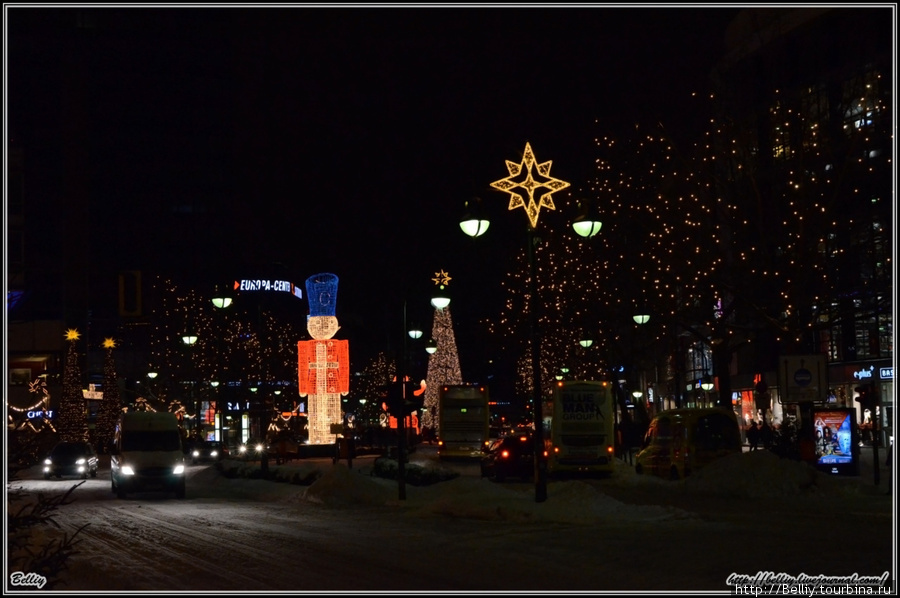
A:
[490, 142, 571, 228]
[432, 270, 452, 286]
[64, 328, 81, 342]
[103, 337, 117, 350]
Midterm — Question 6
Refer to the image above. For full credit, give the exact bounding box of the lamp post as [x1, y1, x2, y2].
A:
[462, 142, 600, 503]
[396, 298, 430, 501]
[182, 331, 199, 438]
[211, 286, 234, 444]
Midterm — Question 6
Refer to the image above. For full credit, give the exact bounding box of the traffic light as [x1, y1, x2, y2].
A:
[855, 384, 876, 411]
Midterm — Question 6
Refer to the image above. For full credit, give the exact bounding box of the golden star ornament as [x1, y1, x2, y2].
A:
[490, 142, 571, 228]
[432, 270, 452, 286]
[64, 328, 81, 342]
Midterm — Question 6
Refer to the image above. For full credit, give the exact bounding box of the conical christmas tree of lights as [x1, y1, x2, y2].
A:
[95, 338, 123, 452]
[422, 305, 463, 432]
[58, 329, 88, 443]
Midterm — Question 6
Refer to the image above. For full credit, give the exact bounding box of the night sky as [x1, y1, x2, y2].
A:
[7, 5, 740, 375]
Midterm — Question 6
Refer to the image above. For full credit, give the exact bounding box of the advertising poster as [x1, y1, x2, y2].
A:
[812, 407, 859, 475]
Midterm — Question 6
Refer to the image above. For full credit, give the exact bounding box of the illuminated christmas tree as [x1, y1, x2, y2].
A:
[95, 338, 123, 452]
[58, 329, 88, 443]
[422, 306, 463, 432]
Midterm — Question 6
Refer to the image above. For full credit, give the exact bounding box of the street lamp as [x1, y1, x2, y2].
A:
[395, 298, 430, 500]
[210, 289, 233, 445]
[462, 141, 584, 503]
[182, 330, 199, 438]
[571, 199, 603, 238]
[459, 196, 490, 238]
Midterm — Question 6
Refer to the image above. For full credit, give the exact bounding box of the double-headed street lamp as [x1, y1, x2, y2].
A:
[461, 142, 601, 503]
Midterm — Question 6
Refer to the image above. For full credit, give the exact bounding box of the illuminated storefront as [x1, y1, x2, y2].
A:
[829, 359, 893, 446]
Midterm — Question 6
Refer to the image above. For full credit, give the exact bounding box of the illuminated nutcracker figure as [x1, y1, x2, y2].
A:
[297, 273, 349, 445]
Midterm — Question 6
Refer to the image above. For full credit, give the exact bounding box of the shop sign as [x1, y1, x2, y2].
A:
[880, 367, 893, 380]
[852, 366, 876, 380]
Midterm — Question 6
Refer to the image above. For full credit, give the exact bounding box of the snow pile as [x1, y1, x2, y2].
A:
[683, 450, 822, 498]
[301, 463, 398, 506]
[298, 466, 697, 524]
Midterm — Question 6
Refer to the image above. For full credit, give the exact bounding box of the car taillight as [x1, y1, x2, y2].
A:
[500, 450, 510, 459]
[607, 445, 614, 454]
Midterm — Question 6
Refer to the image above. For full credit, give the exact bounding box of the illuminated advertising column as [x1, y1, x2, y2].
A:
[297, 273, 349, 445]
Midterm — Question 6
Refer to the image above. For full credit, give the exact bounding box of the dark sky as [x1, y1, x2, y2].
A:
[7, 5, 740, 375]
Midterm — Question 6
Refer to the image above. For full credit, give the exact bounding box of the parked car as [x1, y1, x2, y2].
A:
[190, 440, 228, 464]
[43, 441, 99, 480]
[480, 433, 535, 482]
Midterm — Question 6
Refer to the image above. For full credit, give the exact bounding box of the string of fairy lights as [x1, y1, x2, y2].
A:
[148, 275, 305, 395]
[489, 66, 890, 400]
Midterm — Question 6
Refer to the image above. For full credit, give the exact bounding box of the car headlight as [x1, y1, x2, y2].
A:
[192, 450, 200, 457]
[121, 465, 136, 476]
[44, 458, 52, 465]
[76, 458, 86, 465]
[210, 450, 218, 457]
[239, 445, 247, 453]
[255, 444, 264, 453]
[173, 465, 185, 475]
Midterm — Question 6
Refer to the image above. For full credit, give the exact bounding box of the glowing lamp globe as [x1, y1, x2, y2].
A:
[212, 296, 233, 309]
[460, 218, 490, 238]
[431, 285, 451, 309]
[572, 218, 602, 238]
[460, 197, 490, 238]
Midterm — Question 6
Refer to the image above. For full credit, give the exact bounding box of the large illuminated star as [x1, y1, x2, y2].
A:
[64, 328, 80, 342]
[490, 142, 571, 228]
[103, 337, 117, 349]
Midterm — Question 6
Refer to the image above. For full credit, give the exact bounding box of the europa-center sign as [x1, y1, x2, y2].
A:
[234, 279, 303, 299]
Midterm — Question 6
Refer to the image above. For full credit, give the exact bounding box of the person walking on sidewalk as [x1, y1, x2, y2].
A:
[747, 421, 761, 451]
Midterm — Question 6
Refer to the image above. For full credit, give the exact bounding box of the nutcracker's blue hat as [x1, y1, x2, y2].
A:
[306, 273, 339, 317]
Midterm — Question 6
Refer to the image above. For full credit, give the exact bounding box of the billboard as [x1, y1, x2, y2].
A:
[812, 407, 859, 476]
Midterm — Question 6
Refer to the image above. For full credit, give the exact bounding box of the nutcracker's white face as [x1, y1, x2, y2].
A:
[307, 316, 339, 340]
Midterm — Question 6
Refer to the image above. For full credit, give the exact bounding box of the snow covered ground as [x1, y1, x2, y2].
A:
[7, 445, 896, 593]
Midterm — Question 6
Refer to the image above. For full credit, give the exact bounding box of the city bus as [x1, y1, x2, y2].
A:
[437, 385, 490, 459]
[546, 380, 616, 475]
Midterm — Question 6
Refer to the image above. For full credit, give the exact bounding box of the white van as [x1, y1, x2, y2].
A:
[110, 411, 186, 499]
